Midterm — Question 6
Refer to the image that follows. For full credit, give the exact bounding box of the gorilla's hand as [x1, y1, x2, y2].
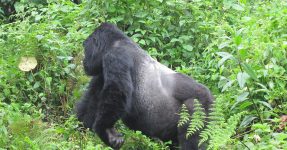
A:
[106, 128, 124, 149]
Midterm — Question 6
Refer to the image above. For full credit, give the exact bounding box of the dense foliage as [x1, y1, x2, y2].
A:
[0, 0, 286, 149]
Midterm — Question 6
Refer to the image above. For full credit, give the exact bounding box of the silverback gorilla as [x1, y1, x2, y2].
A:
[76, 23, 213, 150]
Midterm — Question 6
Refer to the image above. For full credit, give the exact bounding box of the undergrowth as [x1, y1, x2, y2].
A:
[0, 0, 287, 149]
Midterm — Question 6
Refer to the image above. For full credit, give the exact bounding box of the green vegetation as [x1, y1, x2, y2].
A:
[1, 0, 286, 149]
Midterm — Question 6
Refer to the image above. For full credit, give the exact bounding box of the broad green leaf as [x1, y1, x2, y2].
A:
[132, 37, 139, 42]
[182, 45, 193, 51]
[237, 72, 249, 88]
[221, 80, 234, 92]
[231, 100, 252, 110]
[254, 83, 270, 93]
[218, 56, 233, 66]
[33, 82, 40, 89]
[216, 52, 233, 58]
[252, 123, 271, 132]
[238, 49, 248, 59]
[238, 101, 253, 110]
[35, 15, 42, 22]
[237, 92, 249, 102]
[258, 101, 273, 110]
[14, 2, 25, 13]
[242, 63, 258, 81]
[273, 133, 287, 141]
[218, 77, 229, 88]
[149, 37, 156, 42]
[131, 33, 142, 38]
[179, 20, 185, 26]
[268, 81, 274, 89]
[234, 36, 242, 46]
[4, 89, 10, 96]
[239, 115, 257, 128]
[218, 41, 230, 49]
[46, 77, 52, 86]
[216, 52, 235, 66]
[231, 92, 249, 110]
[232, 4, 244, 11]
[139, 39, 146, 45]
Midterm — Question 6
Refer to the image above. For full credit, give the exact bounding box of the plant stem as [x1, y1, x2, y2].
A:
[239, 140, 251, 150]
[238, 62, 263, 123]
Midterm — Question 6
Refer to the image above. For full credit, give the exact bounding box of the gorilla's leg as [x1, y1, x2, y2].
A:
[178, 95, 211, 150]
[178, 124, 200, 150]
[92, 52, 133, 149]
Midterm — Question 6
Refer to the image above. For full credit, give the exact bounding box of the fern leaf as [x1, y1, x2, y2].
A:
[186, 100, 206, 138]
[178, 104, 190, 127]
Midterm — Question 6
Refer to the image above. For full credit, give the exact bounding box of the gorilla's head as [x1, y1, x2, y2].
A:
[82, 23, 127, 75]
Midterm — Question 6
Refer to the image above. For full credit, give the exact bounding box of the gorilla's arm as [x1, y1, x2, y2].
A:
[76, 76, 103, 129]
[92, 48, 133, 149]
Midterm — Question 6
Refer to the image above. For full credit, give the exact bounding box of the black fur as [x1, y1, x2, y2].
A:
[76, 23, 213, 150]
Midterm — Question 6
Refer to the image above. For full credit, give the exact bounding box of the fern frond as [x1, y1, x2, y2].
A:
[198, 96, 246, 149]
[179, 97, 244, 149]
[178, 104, 190, 127]
[211, 112, 244, 150]
[186, 100, 206, 138]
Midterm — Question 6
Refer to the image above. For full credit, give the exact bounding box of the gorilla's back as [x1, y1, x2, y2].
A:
[122, 53, 181, 141]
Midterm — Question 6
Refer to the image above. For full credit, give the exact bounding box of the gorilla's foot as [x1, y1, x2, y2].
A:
[106, 128, 124, 149]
